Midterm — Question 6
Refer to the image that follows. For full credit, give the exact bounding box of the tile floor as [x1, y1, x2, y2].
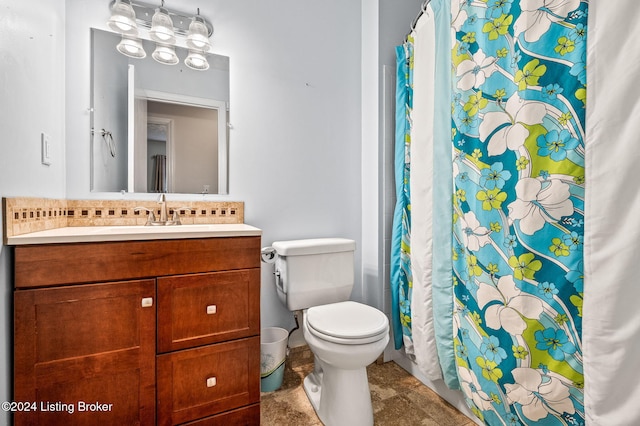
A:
[260, 346, 477, 425]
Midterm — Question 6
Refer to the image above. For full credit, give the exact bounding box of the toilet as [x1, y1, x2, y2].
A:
[271, 238, 390, 426]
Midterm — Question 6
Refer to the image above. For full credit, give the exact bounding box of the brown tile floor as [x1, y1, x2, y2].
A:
[260, 346, 477, 425]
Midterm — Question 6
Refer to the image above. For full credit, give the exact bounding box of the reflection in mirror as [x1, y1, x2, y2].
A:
[90, 28, 229, 194]
[135, 96, 224, 194]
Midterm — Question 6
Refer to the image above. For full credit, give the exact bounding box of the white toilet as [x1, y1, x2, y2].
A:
[271, 238, 390, 426]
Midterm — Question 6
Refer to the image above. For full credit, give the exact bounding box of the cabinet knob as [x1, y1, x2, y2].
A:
[206, 377, 217, 388]
[141, 297, 153, 308]
[206, 305, 217, 314]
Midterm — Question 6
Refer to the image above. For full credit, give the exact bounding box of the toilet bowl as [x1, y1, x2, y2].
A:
[302, 301, 389, 426]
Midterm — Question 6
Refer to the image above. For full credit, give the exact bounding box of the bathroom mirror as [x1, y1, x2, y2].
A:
[90, 28, 229, 194]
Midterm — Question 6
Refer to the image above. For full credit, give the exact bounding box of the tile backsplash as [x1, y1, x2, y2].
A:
[3, 197, 244, 239]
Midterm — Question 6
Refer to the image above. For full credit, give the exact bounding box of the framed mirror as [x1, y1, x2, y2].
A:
[90, 28, 229, 194]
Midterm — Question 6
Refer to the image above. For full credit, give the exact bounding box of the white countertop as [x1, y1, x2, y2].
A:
[6, 224, 262, 245]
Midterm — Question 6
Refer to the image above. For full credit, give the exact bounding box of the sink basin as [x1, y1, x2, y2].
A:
[6, 223, 262, 245]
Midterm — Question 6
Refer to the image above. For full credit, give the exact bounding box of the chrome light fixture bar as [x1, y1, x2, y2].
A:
[108, 0, 213, 69]
[108, 0, 213, 38]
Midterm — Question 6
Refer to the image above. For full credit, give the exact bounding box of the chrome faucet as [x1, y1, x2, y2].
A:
[134, 194, 183, 226]
[158, 193, 169, 223]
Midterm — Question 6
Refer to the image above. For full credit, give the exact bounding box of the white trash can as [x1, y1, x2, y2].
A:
[260, 327, 288, 392]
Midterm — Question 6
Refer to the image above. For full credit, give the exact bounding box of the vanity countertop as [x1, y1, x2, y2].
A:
[6, 223, 262, 245]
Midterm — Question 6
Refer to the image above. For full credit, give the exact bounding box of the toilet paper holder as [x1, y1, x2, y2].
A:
[261, 247, 277, 263]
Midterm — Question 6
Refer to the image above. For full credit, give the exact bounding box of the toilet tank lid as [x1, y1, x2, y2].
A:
[272, 238, 355, 256]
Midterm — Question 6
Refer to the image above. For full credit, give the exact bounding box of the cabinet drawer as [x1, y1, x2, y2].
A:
[157, 269, 260, 353]
[14, 236, 261, 288]
[157, 337, 260, 426]
[180, 404, 260, 425]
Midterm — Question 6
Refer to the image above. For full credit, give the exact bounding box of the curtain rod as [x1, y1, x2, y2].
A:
[408, 0, 432, 38]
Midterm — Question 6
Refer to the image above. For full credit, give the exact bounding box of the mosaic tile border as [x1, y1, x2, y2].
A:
[3, 197, 244, 239]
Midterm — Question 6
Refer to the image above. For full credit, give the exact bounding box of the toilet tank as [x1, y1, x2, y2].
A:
[272, 238, 356, 311]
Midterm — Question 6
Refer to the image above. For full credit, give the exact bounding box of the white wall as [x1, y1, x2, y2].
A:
[0, 1, 66, 424]
[361, 0, 381, 314]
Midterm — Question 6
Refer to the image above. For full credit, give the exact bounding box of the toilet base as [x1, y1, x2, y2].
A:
[303, 363, 373, 426]
[303, 373, 322, 417]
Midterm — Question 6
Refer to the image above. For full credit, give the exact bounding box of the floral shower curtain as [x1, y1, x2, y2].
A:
[450, 0, 587, 424]
[393, 0, 589, 424]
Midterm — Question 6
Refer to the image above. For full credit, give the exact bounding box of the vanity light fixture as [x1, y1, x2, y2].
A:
[107, 0, 139, 35]
[107, 0, 214, 70]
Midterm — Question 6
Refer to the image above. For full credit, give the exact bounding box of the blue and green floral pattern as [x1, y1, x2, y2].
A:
[391, 39, 414, 350]
[451, 0, 587, 424]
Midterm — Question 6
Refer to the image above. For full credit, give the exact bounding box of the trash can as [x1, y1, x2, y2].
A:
[260, 327, 288, 392]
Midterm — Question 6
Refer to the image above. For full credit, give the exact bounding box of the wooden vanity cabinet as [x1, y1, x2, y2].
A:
[13, 236, 261, 425]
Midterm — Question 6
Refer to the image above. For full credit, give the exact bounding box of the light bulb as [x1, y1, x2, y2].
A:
[107, 0, 138, 36]
[149, 7, 176, 44]
[152, 44, 179, 65]
[116, 35, 146, 59]
[185, 50, 209, 71]
[186, 16, 211, 51]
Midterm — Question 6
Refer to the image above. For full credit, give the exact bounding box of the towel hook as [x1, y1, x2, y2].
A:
[91, 128, 116, 158]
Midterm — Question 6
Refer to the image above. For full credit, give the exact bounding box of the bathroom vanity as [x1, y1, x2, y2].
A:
[10, 224, 261, 425]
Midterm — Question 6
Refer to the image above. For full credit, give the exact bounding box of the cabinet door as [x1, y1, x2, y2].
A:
[157, 269, 260, 353]
[14, 280, 156, 426]
[157, 337, 260, 426]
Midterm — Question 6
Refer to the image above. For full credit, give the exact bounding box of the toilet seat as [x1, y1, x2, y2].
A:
[306, 301, 389, 345]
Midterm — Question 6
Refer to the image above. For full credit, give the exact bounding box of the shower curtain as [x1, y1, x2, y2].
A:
[391, 0, 592, 424]
[390, 37, 414, 352]
[583, 2, 640, 425]
[407, 3, 444, 383]
[451, 0, 587, 424]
